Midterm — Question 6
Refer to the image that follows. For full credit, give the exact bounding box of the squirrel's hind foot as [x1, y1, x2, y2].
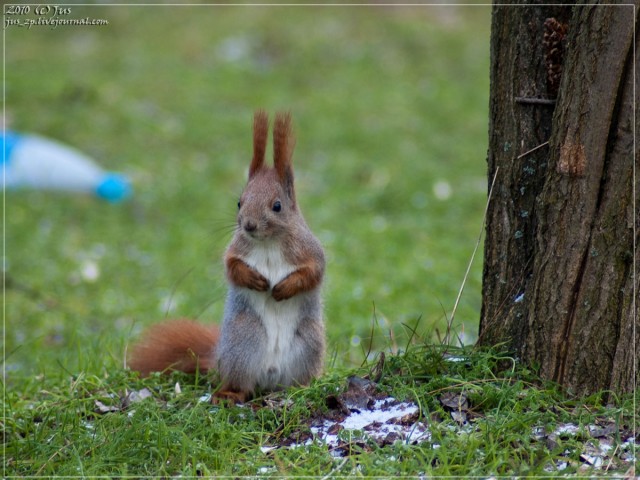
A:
[212, 389, 249, 405]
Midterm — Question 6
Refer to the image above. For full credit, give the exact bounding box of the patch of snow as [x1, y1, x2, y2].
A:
[257, 466, 276, 474]
[532, 426, 546, 439]
[580, 453, 604, 468]
[554, 423, 580, 435]
[597, 439, 614, 453]
[621, 437, 636, 449]
[534, 423, 637, 472]
[344, 399, 416, 430]
[308, 399, 431, 450]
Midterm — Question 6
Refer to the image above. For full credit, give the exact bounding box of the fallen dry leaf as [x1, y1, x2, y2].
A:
[94, 399, 120, 414]
[122, 387, 153, 408]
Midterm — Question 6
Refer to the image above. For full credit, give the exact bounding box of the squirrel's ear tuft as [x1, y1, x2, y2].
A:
[273, 111, 296, 201]
[250, 110, 269, 178]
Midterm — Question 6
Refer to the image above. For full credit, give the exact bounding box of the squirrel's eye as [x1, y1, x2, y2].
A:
[272, 201, 282, 212]
[237, 200, 241, 209]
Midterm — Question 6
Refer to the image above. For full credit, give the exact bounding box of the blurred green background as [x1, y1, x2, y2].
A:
[5, 4, 490, 377]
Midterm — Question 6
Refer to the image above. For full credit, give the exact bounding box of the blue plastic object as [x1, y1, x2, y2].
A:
[2, 131, 131, 202]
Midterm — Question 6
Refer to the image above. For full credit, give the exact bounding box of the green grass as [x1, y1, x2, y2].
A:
[4, 4, 636, 477]
[6, 343, 637, 476]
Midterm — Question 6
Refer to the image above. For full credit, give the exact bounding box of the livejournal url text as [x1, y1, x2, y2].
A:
[5, 5, 109, 30]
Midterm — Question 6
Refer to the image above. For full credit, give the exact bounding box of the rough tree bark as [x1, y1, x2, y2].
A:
[479, 2, 638, 397]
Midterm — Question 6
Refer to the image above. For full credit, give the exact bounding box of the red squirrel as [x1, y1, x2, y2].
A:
[129, 111, 326, 403]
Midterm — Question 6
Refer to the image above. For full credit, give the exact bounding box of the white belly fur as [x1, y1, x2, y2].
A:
[242, 241, 304, 386]
[243, 240, 296, 287]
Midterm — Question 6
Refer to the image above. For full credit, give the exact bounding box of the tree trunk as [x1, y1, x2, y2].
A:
[479, 2, 638, 397]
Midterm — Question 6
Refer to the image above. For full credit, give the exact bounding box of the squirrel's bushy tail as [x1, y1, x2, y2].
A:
[128, 319, 219, 376]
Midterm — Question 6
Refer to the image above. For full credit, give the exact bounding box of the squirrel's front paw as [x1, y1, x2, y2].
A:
[247, 271, 269, 292]
[272, 277, 298, 301]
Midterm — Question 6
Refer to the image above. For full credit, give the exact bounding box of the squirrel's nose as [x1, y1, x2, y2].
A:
[244, 221, 257, 233]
